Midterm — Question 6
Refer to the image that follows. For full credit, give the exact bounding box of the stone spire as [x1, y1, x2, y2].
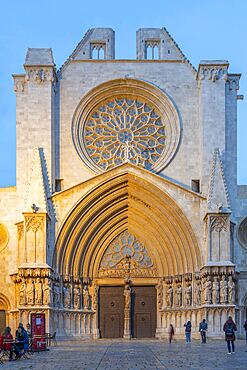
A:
[207, 148, 231, 213]
[24, 147, 50, 214]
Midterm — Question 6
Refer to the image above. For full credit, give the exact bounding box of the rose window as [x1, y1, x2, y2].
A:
[82, 97, 166, 171]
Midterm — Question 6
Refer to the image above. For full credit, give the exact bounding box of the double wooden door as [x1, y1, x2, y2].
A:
[99, 286, 156, 338]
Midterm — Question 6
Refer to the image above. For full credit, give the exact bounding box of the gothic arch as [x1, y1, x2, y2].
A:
[53, 171, 201, 279]
[0, 293, 10, 310]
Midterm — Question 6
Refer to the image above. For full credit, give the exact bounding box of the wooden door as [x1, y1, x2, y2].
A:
[131, 286, 156, 338]
[99, 286, 124, 338]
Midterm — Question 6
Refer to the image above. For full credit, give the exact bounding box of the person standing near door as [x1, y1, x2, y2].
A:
[223, 316, 237, 354]
[184, 321, 192, 344]
[199, 319, 208, 343]
[168, 324, 174, 343]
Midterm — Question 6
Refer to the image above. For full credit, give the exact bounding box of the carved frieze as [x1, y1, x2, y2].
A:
[25, 67, 54, 84]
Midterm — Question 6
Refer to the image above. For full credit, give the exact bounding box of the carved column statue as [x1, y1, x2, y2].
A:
[123, 284, 131, 339]
[228, 276, 235, 304]
[43, 278, 52, 306]
[64, 284, 71, 309]
[204, 276, 212, 304]
[220, 275, 228, 304]
[194, 281, 201, 306]
[83, 285, 90, 309]
[73, 285, 81, 309]
[166, 286, 173, 308]
[175, 285, 182, 307]
[19, 279, 26, 306]
[185, 284, 192, 306]
[156, 279, 163, 310]
[35, 277, 43, 305]
[212, 276, 220, 304]
[53, 282, 60, 307]
[26, 279, 34, 305]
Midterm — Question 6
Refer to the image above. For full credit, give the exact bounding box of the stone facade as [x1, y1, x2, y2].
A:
[0, 27, 247, 339]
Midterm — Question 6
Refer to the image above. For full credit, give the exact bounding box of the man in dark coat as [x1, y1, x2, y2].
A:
[223, 316, 237, 354]
[199, 319, 208, 343]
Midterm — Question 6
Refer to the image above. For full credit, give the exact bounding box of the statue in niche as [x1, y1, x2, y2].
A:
[53, 282, 60, 307]
[204, 276, 212, 303]
[124, 284, 131, 311]
[73, 285, 81, 309]
[166, 286, 173, 307]
[19, 279, 26, 306]
[35, 278, 42, 305]
[83, 285, 90, 309]
[156, 280, 163, 310]
[175, 285, 182, 307]
[212, 276, 220, 304]
[64, 285, 71, 308]
[228, 276, 235, 304]
[220, 275, 228, 304]
[185, 284, 192, 306]
[26, 279, 35, 305]
[194, 282, 201, 305]
[43, 278, 52, 305]
[92, 285, 99, 311]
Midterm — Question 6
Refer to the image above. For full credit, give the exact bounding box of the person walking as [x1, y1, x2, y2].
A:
[199, 319, 208, 343]
[184, 321, 192, 344]
[223, 316, 237, 354]
[168, 324, 175, 343]
[243, 319, 247, 344]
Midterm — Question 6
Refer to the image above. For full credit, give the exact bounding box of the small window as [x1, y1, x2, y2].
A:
[55, 179, 62, 192]
[91, 43, 106, 60]
[191, 179, 200, 193]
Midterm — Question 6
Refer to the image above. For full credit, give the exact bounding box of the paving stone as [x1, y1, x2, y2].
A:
[1, 339, 247, 369]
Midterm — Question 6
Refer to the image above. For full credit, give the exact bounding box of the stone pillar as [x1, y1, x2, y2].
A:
[123, 284, 131, 339]
[92, 284, 100, 339]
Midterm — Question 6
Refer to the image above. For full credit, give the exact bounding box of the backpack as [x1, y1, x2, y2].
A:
[225, 323, 234, 336]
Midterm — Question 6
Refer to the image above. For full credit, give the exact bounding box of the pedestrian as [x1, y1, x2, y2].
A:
[168, 324, 174, 343]
[199, 319, 208, 343]
[184, 321, 192, 344]
[243, 319, 247, 344]
[223, 316, 237, 354]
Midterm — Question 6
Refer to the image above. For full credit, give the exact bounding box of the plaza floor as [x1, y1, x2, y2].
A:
[1, 339, 247, 370]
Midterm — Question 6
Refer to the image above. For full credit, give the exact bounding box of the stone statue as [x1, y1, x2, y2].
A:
[166, 286, 173, 307]
[73, 285, 81, 309]
[26, 279, 34, 305]
[19, 279, 26, 306]
[124, 284, 131, 311]
[64, 285, 71, 308]
[156, 280, 163, 310]
[204, 276, 212, 303]
[212, 276, 220, 304]
[35, 278, 42, 305]
[194, 282, 201, 305]
[53, 282, 60, 307]
[92, 285, 99, 311]
[220, 275, 228, 304]
[83, 285, 90, 309]
[43, 278, 52, 305]
[175, 285, 182, 307]
[228, 276, 235, 304]
[185, 284, 192, 306]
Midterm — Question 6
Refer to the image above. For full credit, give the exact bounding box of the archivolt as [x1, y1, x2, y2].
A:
[0, 293, 10, 310]
[53, 173, 201, 278]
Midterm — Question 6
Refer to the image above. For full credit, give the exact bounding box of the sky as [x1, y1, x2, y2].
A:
[0, 0, 246, 187]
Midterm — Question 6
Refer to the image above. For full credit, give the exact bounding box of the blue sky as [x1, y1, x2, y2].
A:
[0, 0, 246, 187]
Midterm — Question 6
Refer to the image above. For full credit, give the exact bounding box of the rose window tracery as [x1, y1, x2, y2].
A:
[83, 97, 166, 171]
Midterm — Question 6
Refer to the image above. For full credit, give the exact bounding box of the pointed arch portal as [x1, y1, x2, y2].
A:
[53, 172, 201, 280]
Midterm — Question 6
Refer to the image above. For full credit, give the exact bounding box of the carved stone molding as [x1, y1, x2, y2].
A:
[0, 223, 9, 253]
[237, 217, 247, 250]
[13, 78, 26, 93]
[210, 215, 229, 232]
[199, 67, 228, 82]
[25, 67, 54, 84]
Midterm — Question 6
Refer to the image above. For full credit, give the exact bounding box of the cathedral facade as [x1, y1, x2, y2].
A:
[0, 28, 247, 339]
